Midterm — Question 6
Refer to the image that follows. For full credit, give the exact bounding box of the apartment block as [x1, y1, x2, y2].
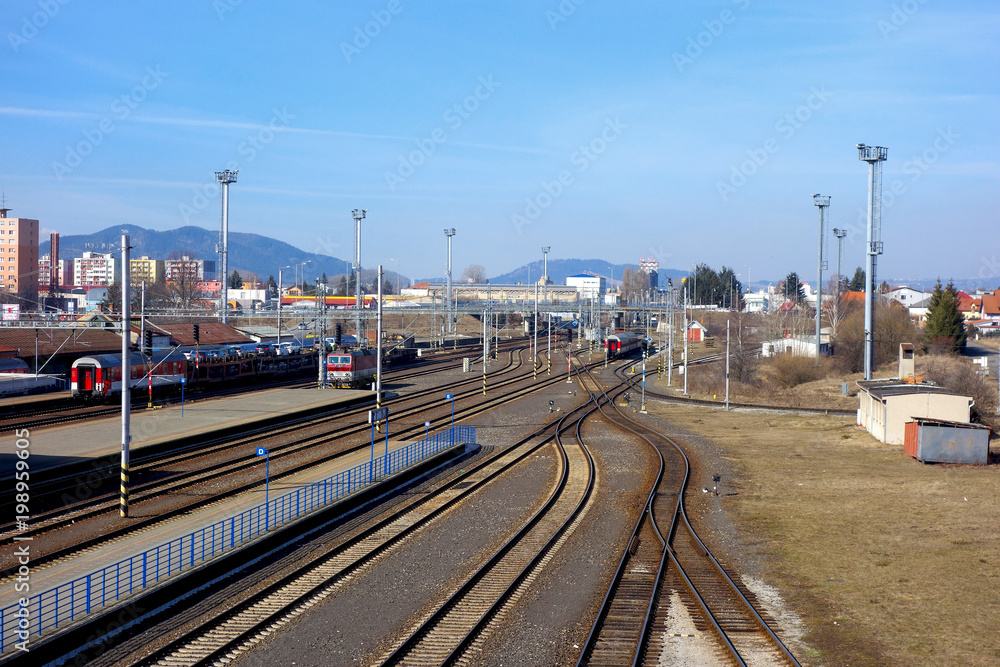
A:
[130, 256, 165, 284]
[74, 251, 117, 288]
[0, 206, 39, 304]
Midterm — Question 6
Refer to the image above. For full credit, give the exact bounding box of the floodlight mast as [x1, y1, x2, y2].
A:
[541, 246, 551, 303]
[215, 169, 238, 324]
[857, 144, 888, 380]
[352, 209, 367, 345]
[813, 195, 830, 359]
[444, 228, 456, 334]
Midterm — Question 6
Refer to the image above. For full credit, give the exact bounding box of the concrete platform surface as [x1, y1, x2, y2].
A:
[8, 386, 373, 474]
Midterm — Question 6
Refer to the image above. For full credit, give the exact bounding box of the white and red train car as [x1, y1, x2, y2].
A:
[326, 349, 378, 387]
[71, 350, 188, 399]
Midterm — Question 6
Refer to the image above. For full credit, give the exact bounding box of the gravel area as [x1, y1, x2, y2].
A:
[233, 445, 561, 666]
[466, 399, 659, 666]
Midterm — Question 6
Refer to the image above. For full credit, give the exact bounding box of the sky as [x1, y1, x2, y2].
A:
[2, 1, 998, 286]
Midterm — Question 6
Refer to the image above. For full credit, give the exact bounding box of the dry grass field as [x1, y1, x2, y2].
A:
[649, 403, 1000, 666]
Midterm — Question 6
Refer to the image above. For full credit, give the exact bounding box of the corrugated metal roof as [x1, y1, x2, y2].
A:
[857, 380, 968, 400]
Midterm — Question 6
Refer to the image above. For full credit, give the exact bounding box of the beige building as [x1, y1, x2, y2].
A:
[857, 380, 973, 445]
[0, 206, 39, 304]
[130, 256, 165, 284]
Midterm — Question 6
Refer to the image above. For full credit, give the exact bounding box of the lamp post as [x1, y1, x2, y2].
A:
[444, 228, 456, 335]
[541, 246, 550, 303]
[277, 265, 289, 344]
[353, 208, 367, 346]
[813, 194, 831, 359]
[857, 143, 888, 380]
[215, 169, 238, 324]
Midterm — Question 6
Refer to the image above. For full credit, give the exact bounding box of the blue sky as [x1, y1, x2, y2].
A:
[2, 1, 997, 286]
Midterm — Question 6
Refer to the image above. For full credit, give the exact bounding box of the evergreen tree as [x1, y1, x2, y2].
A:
[335, 275, 347, 297]
[923, 279, 967, 352]
[228, 270, 242, 289]
[266, 275, 278, 297]
[781, 271, 805, 303]
[848, 267, 865, 292]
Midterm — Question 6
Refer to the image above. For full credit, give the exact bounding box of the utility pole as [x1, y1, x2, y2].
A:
[376, 265, 383, 409]
[444, 228, 456, 335]
[858, 144, 888, 380]
[683, 278, 689, 397]
[352, 208, 367, 347]
[120, 233, 131, 518]
[215, 169, 237, 324]
[667, 278, 674, 387]
[533, 283, 539, 379]
[547, 311, 551, 375]
[725, 319, 731, 410]
[813, 195, 830, 359]
[277, 265, 289, 345]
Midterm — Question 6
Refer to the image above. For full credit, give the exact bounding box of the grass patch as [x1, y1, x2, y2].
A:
[650, 403, 1000, 666]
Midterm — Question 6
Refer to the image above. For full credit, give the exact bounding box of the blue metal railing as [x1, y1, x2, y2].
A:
[0, 425, 474, 652]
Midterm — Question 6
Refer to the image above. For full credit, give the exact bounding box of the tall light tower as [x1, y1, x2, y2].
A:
[352, 208, 367, 345]
[857, 144, 888, 380]
[215, 169, 238, 324]
[541, 246, 551, 303]
[444, 228, 456, 334]
[813, 195, 830, 359]
[832, 228, 847, 294]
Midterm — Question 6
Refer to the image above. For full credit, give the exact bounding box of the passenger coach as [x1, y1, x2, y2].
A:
[71, 350, 188, 399]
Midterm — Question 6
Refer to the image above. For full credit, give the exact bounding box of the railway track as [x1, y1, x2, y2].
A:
[0, 341, 514, 433]
[77, 370, 596, 666]
[578, 362, 801, 666]
[0, 343, 591, 584]
[376, 363, 600, 666]
[0, 344, 526, 546]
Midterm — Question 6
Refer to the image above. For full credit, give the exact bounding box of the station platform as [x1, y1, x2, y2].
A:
[4, 386, 374, 475]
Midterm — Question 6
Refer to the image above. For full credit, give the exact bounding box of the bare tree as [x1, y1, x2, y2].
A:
[621, 266, 649, 304]
[461, 264, 487, 283]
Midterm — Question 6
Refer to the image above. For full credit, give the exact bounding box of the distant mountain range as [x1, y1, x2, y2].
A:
[40, 224, 399, 286]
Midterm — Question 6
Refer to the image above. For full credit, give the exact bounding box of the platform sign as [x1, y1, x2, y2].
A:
[256, 447, 267, 457]
[2, 304, 19, 321]
[445, 393, 453, 400]
[368, 407, 389, 424]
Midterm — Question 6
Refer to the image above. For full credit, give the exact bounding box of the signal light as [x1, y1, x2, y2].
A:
[193, 323, 200, 344]
[143, 329, 153, 352]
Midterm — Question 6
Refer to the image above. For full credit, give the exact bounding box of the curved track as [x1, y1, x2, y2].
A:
[577, 360, 801, 666]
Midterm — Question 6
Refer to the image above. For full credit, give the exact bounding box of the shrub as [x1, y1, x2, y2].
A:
[762, 354, 828, 389]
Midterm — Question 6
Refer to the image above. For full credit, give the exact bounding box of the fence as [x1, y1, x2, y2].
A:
[0, 425, 474, 653]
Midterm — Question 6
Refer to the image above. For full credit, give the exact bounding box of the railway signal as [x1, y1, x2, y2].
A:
[193, 323, 200, 344]
[256, 447, 270, 529]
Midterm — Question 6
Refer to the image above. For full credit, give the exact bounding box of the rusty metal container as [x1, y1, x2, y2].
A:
[903, 418, 990, 464]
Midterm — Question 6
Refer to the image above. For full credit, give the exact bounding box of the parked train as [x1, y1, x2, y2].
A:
[604, 332, 642, 358]
[0, 358, 30, 374]
[71, 347, 319, 400]
[326, 349, 378, 387]
[71, 350, 188, 399]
